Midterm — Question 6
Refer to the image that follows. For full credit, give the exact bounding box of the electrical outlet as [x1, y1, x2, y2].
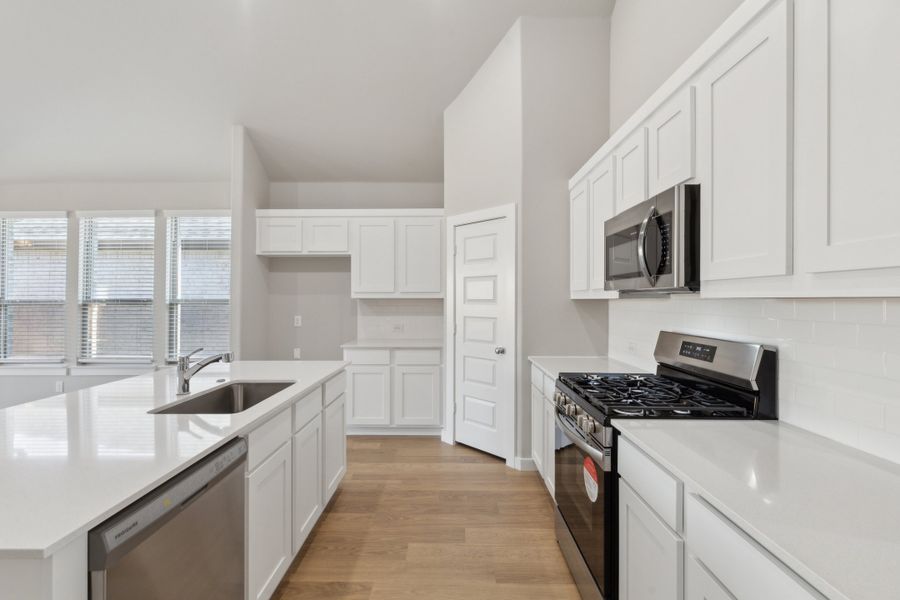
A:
[627, 342, 638, 355]
[293, 348, 302, 359]
[392, 323, 405, 333]
[54, 381, 64, 393]
[293, 315, 302, 327]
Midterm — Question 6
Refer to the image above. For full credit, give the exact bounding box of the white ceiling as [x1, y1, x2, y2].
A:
[0, 0, 611, 183]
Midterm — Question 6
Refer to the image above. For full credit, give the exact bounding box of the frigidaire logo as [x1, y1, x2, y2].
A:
[114, 520, 139, 540]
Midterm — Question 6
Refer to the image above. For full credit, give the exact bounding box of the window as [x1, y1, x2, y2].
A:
[166, 215, 231, 361]
[0, 216, 68, 362]
[79, 216, 155, 362]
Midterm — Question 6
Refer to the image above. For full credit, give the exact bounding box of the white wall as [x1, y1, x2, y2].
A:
[269, 182, 442, 209]
[230, 126, 271, 360]
[608, 0, 743, 130]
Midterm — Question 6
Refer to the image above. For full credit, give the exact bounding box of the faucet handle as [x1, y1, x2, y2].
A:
[178, 347, 204, 368]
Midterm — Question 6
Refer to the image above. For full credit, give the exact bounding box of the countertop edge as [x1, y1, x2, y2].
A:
[341, 339, 444, 349]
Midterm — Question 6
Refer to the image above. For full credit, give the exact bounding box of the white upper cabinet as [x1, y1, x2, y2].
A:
[648, 87, 695, 196]
[798, 0, 900, 273]
[351, 218, 396, 294]
[302, 217, 348, 254]
[397, 217, 443, 293]
[588, 157, 616, 296]
[569, 179, 590, 295]
[615, 127, 649, 213]
[257, 216, 303, 255]
[696, 0, 792, 281]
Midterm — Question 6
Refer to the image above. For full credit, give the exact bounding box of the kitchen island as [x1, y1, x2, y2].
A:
[0, 360, 347, 600]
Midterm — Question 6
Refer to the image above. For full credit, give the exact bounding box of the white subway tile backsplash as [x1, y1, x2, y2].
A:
[610, 296, 900, 466]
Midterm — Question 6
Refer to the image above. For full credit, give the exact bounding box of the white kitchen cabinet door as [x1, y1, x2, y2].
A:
[323, 394, 347, 503]
[615, 127, 649, 213]
[393, 365, 441, 426]
[292, 415, 322, 556]
[696, 0, 792, 281]
[257, 217, 303, 255]
[686, 555, 736, 600]
[397, 217, 443, 294]
[648, 87, 695, 196]
[570, 178, 590, 295]
[530, 385, 544, 477]
[588, 156, 616, 295]
[302, 218, 348, 254]
[543, 398, 555, 498]
[619, 480, 684, 600]
[350, 218, 396, 294]
[247, 442, 292, 600]
[798, 0, 900, 273]
[346, 366, 391, 426]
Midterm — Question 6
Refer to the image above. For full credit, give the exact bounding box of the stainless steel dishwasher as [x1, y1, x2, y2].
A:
[88, 438, 247, 599]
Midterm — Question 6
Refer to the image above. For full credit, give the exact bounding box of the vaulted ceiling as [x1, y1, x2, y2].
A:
[0, 0, 611, 183]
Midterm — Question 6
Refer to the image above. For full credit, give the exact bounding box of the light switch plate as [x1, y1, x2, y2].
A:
[294, 315, 302, 327]
[293, 348, 302, 359]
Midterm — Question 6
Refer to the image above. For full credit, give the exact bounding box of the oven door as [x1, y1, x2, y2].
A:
[554, 414, 616, 600]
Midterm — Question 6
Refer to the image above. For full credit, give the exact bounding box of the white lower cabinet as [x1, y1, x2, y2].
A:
[323, 393, 347, 503]
[393, 365, 441, 426]
[619, 480, 684, 600]
[543, 398, 555, 496]
[530, 385, 545, 475]
[292, 414, 322, 555]
[686, 554, 735, 600]
[247, 441, 293, 600]
[346, 365, 391, 425]
[528, 362, 558, 499]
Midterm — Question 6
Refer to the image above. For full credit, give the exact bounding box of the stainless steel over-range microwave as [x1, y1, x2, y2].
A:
[604, 184, 699, 294]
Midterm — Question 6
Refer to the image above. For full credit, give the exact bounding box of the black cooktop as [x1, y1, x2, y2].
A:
[558, 372, 750, 419]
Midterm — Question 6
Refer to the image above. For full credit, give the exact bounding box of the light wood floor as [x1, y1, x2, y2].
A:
[272, 436, 580, 600]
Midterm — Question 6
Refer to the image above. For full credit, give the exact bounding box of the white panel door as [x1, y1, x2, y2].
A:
[257, 217, 303, 254]
[648, 86, 695, 196]
[588, 156, 616, 294]
[346, 366, 391, 425]
[398, 217, 443, 293]
[619, 480, 684, 600]
[302, 218, 348, 254]
[292, 415, 322, 556]
[696, 0, 792, 281]
[570, 178, 589, 295]
[393, 365, 441, 426]
[799, 0, 900, 273]
[530, 385, 544, 476]
[350, 218, 396, 294]
[686, 555, 736, 600]
[454, 217, 514, 459]
[247, 442, 292, 600]
[615, 127, 649, 213]
[323, 394, 346, 503]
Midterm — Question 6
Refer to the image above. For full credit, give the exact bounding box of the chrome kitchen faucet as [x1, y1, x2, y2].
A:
[177, 347, 234, 395]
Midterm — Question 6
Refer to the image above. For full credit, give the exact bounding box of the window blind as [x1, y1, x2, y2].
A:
[166, 216, 231, 361]
[79, 216, 155, 362]
[0, 217, 68, 363]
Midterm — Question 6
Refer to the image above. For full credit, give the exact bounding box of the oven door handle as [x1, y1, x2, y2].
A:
[637, 205, 658, 286]
[555, 413, 612, 472]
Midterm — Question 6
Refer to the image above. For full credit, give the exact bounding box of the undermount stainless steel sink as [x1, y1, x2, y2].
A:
[152, 381, 294, 414]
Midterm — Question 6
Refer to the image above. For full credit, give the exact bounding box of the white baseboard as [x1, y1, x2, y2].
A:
[511, 456, 538, 471]
[347, 427, 442, 436]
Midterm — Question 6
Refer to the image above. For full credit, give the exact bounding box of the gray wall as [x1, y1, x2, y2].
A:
[269, 182, 442, 210]
[608, 0, 743, 130]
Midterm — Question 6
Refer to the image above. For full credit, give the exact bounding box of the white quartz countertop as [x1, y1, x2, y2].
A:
[341, 338, 444, 349]
[613, 419, 900, 600]
[528, 355, 646, 378]
[0, 360, 347, 559]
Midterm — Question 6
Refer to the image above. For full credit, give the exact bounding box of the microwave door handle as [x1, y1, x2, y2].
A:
[637, 206, 657, 286]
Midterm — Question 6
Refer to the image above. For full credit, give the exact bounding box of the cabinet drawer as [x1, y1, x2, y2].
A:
[394, 349, 441, 365]
[542, 374, 556, 401]
[248, 408, 292, 472]
[685, 494, 824, 600]
[344, 349, 390, 365]
[618, 436, 683, 532]
[293, 386, 323, 432]
[324, 371, 346, 406]
[530, 364, 543, 388]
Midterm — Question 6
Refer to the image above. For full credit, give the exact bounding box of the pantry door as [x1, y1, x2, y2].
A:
[452, 213, 515, 460]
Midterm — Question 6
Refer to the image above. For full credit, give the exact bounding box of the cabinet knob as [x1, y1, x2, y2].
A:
[494, 347, 506, 355]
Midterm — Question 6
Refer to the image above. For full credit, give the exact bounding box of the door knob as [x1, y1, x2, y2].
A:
[494, 347, 506, 355]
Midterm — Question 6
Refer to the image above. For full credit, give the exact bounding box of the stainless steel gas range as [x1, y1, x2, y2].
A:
[552, 331, 777, 600]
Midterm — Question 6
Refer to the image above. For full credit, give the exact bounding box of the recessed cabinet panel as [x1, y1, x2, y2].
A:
[323, 394, 347, 503]
[686, 555, 736, 600]
[346, 366, 391, 425]
[648, 87, 695, 196]
[543, 398, 556, 498]
[302, 218, 348, 253]
[398, 217, 442, 293]
[351, 219, 396, 294]
[801, 0, 900, 273]
[697, 0, 792, 281]
[393, 365, 441, 426]
[247, 442, 292, 600]
[292, 415, 322, 555]
[615, 128, 649, 213]
[530, 385, 544, 476]
[257, 217, 303, 254]
[570, 179, 589, 294]
[588, 157, 615, 294]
